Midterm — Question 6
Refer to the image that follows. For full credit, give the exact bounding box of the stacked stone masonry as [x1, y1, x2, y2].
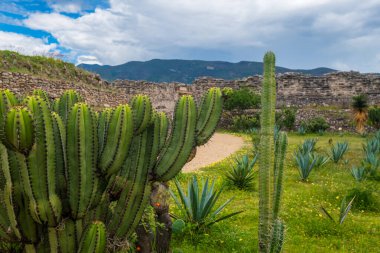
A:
[1, 70, 380, 131]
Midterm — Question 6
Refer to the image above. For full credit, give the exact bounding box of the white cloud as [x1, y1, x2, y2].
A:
[76, 55, 102, 65]
[22, 0, 380, 71]
[51, 3, 82, 13]
[0, 31, 57, 56]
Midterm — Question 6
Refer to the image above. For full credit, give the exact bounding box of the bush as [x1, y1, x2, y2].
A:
[231, 114, 260, 131]
[276, 107, 297, 130]
[300, 117, 329, 133]
[368, 106, 380, 129]
[346, 188, 379, 211]
[223, 88, 261, 110]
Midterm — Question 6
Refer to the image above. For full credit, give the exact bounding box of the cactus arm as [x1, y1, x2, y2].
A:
[109, 130, 153, 238]
[0, 144, 21, 240]
[149, 112, 169, 169]
[78, 221, 106, 253]
[4, 107, 34, 155]
[269, 219, 285, 253]
[25, 96, 62, 226]
[97, 109, 112, 156]
[67, 103, 97, 219]
[131, 95, 153, 134]
[196, 88, 223, 145]
[32, 89, 51, 108]
[55, 90, 83, 124]
[0, 89, 18, 142]
[154, 96, 197, 181]
[99, 105, 134, 177]
[272, 131, 287, 221]
[259, 52, 276, 252]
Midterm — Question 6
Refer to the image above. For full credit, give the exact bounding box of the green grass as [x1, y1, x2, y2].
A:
[0, 50, 95, 83]
[170, 132, 380, 253]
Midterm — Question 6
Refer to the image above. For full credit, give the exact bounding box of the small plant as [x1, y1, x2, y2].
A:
[351, 167, 367, 182]
[223, 87, 261, 110]
[294, 151, 317, 181]
[297, 125, 306, 135]
[368, 106, 380, 129]
[362, 137, 380, 154]
[352, 94, 368, 134]
[310, 153, 330, 168]
[231, 114, 260, 131]
[276, 107, 297, 130]
[226, 153, 258, 190]
[170, 176, 242, 230]
[300, 117, 329, 133]
[319, 196, 355, 225]
[297, 138, 318, 154]
[330, 141, 349, 163]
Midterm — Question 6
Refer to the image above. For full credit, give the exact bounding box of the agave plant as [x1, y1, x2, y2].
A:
[351, 167, 367, 182]
[363, 151, 380, 177]
[330, 141, 349, 163]
[297, 138, 318, 155]
[170, 176, 242, 230]
[294, 151, 317, 181]
[310, 152, 330, 168]
[297, 125, 306, 135]
[320, 196, 355, 225]
[226, 153, 258, 190]
[362, 138, 380, 155]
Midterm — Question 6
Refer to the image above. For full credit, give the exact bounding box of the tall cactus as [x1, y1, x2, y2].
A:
[258, 52, 288, 253]
[0, 87, 222, 252]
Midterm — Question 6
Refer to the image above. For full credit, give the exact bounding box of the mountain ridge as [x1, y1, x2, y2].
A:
[79, 59, 337, 84]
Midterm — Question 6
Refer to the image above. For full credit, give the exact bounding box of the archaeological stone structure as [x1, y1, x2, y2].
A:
[1, 70, 380, 131]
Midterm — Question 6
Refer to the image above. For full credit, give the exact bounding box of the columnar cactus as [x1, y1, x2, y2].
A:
[258, 52, 288, 253]
[0, 87, 222, 252]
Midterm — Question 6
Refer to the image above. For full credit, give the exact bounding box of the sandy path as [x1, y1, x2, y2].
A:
[182, 133, 246, 172]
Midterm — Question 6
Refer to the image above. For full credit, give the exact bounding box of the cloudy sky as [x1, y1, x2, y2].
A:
[0, 0, 380, 72]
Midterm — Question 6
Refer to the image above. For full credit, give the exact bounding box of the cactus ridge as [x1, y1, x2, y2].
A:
[78, 221, 106, 253]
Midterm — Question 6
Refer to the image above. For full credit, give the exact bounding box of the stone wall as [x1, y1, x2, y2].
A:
[2, 70, 380, 131]
[0, 71, 128, 108]
[113, 71, 380, 112]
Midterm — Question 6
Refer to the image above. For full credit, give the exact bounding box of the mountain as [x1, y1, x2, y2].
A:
[78, 59, 336, 83]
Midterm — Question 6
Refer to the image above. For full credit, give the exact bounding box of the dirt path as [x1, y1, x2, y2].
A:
[182, 133, 246, 173]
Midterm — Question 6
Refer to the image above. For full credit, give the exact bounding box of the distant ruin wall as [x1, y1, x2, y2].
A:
[113, 71, 380, 113]
[1, 70, 380, 131]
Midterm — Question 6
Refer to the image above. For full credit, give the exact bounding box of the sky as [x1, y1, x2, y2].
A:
[0, 0, 380, 72]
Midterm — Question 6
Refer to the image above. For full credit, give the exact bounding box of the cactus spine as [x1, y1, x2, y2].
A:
[0, 87, 222, 252]
[258, 52, 288, 253]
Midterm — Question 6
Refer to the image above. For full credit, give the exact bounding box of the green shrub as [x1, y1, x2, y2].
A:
[226, 154, 258, 190]
[276, 107, 297, 130]
[231, 114, 260, 131]
[223, 88, 261, 110]
[368, 106, 380, 129]
[300, 117, 329, 133]
[346, 188, 379, 211]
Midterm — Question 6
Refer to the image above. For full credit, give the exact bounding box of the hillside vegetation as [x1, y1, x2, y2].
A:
[0, 50, 98, 83]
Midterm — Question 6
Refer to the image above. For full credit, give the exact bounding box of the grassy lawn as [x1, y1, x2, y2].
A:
[170, 132, 380, 253]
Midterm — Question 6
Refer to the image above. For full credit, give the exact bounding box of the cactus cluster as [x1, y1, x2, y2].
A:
[0, 87, 222, 252]
[258, 52, 288, 253]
